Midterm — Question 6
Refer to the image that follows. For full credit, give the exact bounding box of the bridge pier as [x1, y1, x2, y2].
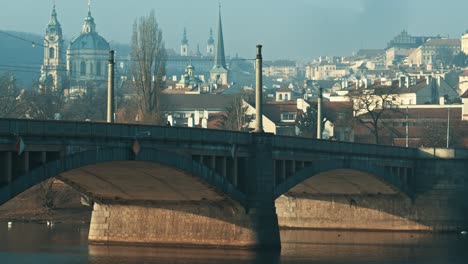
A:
[88, 201, 279, 249]
[0, 152, 12, 184]
[87, 133, 281, 250]
[245, 133, 281, 249]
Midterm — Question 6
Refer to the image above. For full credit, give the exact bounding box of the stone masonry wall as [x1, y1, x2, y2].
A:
[89, 201, 275, 249]
[276, 191, 467, 231]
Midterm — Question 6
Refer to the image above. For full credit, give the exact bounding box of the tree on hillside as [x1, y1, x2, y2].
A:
[295, 104, 328, 138]
[218, 95, 252, 131]
[62, 85, 107, 121]
[15, 89, 64, 120]
[0, 72, 19, 118]
[348, 87, 399, 144]
[130, 10, 167, 124]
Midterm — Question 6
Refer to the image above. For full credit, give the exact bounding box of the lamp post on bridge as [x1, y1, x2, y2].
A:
[107, 50, 115, 123]
[254, 45, 264, 133]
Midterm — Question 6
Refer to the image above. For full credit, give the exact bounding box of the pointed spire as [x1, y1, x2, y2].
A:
[196, 43, 202, 57]
[208, 28, 214, 45]
[181, 27, 188, 45]
[48, 1, 59, 26]
[213, 4, 226, 70]
[82, 0, 96, 34]
[46, 1, 62, 35]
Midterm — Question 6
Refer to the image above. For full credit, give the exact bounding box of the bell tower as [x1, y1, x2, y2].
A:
[39, 3, 66, 92]
[207, 28, 215, 56]
[180, 28, 189, 56]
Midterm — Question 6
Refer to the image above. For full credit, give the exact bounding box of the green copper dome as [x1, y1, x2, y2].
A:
[69, 5, 109, 51]
[69, 32, 110, 50]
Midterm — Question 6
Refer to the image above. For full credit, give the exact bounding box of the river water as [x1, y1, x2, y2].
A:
[1, 222, 467, 264]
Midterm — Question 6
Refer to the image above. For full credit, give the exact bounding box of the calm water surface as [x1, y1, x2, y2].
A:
[1, 222, 467, 264]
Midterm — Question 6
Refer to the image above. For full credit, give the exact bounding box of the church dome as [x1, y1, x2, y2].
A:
[69, 32, 110, 51]
[69, 6, 109, 51]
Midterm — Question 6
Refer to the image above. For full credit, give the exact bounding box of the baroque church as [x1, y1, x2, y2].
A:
[39, 2, 110, 93]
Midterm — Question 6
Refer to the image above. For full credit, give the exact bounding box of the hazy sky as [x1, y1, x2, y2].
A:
[2, 0, 468, 60]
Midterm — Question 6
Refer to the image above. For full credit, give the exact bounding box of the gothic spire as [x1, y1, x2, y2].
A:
[213, 4, 226, 69]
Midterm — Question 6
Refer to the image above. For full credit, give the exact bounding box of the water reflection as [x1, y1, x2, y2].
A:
[89, 245, 280, 264]
[1, 222, 467, 264]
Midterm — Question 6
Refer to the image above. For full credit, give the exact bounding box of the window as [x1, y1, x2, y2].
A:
[96, 61, 102, 76]
[80, 61, 86, 76]
[281, 113, 296, 121]
[49, 47, 55, 59]
[279, 94, 283, 100]
[285, 93, 289, 101]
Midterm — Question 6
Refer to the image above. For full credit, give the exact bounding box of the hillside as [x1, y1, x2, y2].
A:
[0, 30, 132, 88]
[0, 30, 43, 88]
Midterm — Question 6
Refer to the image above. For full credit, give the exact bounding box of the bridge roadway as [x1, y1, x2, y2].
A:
[0, 119, 467, 249]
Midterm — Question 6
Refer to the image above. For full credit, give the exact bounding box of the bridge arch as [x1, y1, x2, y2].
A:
[0, 147, 246, 206]
[274, 157, 412, 199]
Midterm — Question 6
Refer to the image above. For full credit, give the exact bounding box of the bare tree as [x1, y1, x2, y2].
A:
[116, 96, 140, 124]
[130, 10, 167, 124]
[62, 85, 107, 121]
[15, 89, 64, 120]
[39, 178, 56, 209]
[0, 72, 19, 118]
[295, 104, 328, 138]
[218, 95, 252, 131]
[348, 87, 398, 144]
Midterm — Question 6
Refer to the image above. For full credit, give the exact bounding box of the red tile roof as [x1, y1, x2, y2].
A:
[461, 89, 468, 98]
[263, 102, 297, 123]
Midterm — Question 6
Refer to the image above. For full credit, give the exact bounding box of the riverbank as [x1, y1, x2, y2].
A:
[0, 180, 92, 224]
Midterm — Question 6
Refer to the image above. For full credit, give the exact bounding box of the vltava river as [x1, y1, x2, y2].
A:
[1, 222, 467, 264]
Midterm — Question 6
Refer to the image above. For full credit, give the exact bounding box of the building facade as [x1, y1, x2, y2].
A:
[461, 32, 468, 54]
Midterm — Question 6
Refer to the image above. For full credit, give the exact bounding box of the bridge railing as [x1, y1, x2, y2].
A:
[417, 148, 468, 159]
[272, 135, 419, 159]
[0, 119, 251, 146]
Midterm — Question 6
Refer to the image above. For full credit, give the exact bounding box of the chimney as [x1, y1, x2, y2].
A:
[439, 96, 445, 105]
[188, 117, 194, 127]
[194, 111, 200, 125]
[426, 76, 432, 85]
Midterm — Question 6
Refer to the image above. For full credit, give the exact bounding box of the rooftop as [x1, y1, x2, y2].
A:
[423, 38, 461, 47]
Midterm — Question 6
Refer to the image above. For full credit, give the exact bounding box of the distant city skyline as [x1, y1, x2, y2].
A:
[2, 0, 468, 60]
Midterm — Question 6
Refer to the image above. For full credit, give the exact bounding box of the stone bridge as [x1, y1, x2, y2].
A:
[1, 119, 467, 249]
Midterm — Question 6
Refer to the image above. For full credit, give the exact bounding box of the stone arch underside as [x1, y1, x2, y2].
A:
[274, 158, 410, 199]
[0, 147, 246, 207]
[273, 159, 430, 231]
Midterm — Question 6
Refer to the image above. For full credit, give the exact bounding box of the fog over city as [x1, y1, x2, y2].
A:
[2, 0, 468, 59]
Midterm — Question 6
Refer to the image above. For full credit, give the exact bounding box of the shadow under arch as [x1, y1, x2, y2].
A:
[0, 147, 247, 206]
[274, 157, 412, 200]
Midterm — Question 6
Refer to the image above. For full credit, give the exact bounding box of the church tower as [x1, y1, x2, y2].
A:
[207, 28, 215, 56]
[180, 28, 189, 56]
[210, 6, 228, 85]
[39, 3, 66, 92]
